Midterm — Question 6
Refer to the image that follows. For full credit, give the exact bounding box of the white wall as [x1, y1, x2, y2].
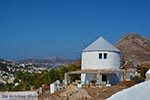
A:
[106, 80, 150, 100]
[82, 51, 120, 70]
[81, 51, 121, 84]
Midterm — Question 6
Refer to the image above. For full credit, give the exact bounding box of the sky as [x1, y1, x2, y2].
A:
[0, 0, 150, 60]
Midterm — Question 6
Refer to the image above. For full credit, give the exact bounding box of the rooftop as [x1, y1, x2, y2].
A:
[83, 37, 120, 52]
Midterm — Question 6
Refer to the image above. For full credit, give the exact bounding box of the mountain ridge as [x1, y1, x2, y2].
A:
[116, 32, 150, 66]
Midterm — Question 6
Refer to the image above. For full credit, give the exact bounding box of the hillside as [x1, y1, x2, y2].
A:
[116, 33, 150, 66]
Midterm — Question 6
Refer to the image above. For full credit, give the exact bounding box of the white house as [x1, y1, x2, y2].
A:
[81, 37, 121, 85]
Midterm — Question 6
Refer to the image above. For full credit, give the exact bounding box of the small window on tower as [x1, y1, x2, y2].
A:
[104, 53, 107, 59]
[99, 53, 102, 59]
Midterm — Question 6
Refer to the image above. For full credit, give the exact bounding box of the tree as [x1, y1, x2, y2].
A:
[49, 69, 60, 83]
[58, 64, 81, 82]
[132, 66, 148, 83]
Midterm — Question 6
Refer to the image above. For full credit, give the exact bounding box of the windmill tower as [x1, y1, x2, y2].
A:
[81, 37, 121, 84]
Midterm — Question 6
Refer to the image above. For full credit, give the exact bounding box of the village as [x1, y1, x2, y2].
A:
[0, 60, 48, 85]
[0, 57, 72, 85]
[1, 34, 150, 100]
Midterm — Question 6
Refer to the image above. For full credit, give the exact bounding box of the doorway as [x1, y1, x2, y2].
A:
[102, 74, 107, 82]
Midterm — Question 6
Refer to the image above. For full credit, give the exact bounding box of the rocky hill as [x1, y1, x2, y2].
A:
[116, 33, 150, 66]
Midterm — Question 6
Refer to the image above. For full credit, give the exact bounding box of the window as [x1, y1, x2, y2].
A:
[104, 53, 107, 59]
[99, 53, 102, 59]
[99, 53, 108, 59]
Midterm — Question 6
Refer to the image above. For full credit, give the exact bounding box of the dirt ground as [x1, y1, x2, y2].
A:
[83, 81, 137, 100]
[39, 81, 137, 100]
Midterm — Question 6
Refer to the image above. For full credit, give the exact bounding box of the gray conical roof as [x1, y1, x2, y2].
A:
[83, 37, 120, 52]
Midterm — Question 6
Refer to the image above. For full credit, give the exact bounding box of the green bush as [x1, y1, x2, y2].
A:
[131, 76, 145, 83]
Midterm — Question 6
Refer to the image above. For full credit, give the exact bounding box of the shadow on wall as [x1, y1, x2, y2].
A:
[107, 73, 120, 85]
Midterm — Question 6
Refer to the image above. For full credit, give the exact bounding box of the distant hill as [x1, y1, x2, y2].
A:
[19, 56, 74, 64]
[18, 56, 78, 68]
[116, 33, 150, 66]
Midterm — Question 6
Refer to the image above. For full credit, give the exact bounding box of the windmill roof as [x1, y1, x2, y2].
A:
[83, 37, 120, 52]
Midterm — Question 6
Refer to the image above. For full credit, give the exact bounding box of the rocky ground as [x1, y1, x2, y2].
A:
[39, 81, 137, 100]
